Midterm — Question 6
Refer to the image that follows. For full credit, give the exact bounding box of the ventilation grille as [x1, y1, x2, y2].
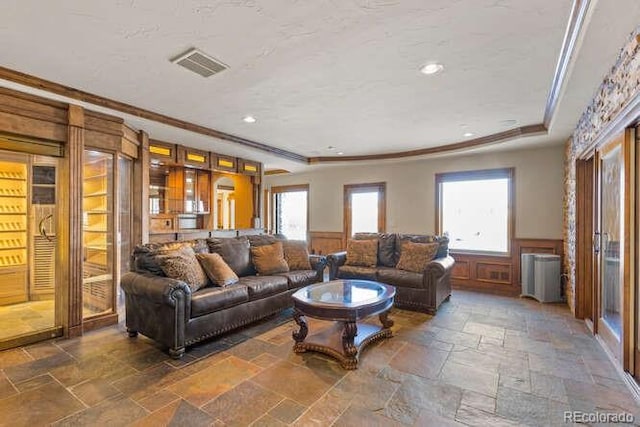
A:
[172, 48, 228, 78]
[33, 235, 55, 294]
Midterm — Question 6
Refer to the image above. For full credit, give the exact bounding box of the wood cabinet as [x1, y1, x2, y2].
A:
[184, 168, 210, 215]
[238, 159, 260, 176]
[149, 164, 212, 234]
[212, 154, 237, 173]
[178, 146, 209, 169]
[149, 140, 177, 164]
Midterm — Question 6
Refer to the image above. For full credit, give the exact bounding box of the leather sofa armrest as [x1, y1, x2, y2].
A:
[121, 272, 192, 317]
[327, 251, 347, 280]
[424, 255, 455, 277]
[309, 255, 328, 282]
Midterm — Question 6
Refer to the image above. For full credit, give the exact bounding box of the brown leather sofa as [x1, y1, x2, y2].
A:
[120, 235, 326, 359]
[327, 233, 454, 314]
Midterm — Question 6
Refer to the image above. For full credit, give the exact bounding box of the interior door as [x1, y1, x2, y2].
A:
[0, 150, 62, 349]
[594, 129, 634, 367]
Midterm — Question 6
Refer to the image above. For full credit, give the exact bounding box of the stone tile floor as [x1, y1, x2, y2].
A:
[0, 290, 638, 426]
[0, 299, 54, 340]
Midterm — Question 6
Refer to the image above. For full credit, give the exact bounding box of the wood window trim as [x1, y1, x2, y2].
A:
[272, 184, 310, 194]
[343, 182, 386, 240]
[271, 184, 310, 240]
[435, 168, 515, 256]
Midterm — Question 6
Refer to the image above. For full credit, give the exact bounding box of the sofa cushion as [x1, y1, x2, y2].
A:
[345, 239, 378, 268]
[246, 234, 282, 247]
[396, 241, 439, 273]
[251, 242, 290, 275]
[207, 236, 255, 277]
[191, 283, 249, 317]
[277, 270, 318, 289]
[196, 253, 239, 287]
[282, 240, 312, 270]
[337, 265, 377, 281]
[397, 234, 449, 261]
[355, 233, 396, 267]
[157, 246, 210, 292]
[238, 276, 289, 300]
[377, 267, 423, 289]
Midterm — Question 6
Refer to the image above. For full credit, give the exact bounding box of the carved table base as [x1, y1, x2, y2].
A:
[292, 311, 394, 370]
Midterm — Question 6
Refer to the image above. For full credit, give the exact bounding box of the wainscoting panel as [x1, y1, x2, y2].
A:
[451, 238, 563, 296]
[309, 231, 344, 255]
[451, 253, 516, 295]
[476, 261, 512, 285]
[451, 260, 470, 280]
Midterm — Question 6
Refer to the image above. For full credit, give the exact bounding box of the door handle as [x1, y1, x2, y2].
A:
[39, 214, 53, 242]
[594, 231, 601, 254]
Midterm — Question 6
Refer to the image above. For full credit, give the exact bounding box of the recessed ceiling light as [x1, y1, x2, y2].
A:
[242, 116, 257, 123]
[463, 132, 474, 137]
[327, 146, 335, 150]
[420, 63, 444, 75]
[500, 119, 518, 126]
[337, 152, 344, 155]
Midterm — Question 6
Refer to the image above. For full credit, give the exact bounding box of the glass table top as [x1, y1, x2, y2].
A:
[292, 280, 393, 308]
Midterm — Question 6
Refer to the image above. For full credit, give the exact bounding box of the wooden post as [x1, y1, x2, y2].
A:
[65, 104, 84, 337]
[133, 131, 149, 245]
[251, 175, 261, 229]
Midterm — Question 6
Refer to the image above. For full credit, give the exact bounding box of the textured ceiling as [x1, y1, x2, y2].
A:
[1, 0, 640, 170]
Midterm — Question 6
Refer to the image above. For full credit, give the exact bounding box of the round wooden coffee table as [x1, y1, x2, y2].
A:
[291, 279, 396, 370]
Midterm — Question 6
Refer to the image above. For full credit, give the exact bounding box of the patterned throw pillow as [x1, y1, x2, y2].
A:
[345, 239, 378, 268]
[135, 242, 190, 275]
[158, 246, 210, 292]
[396, 241, 439, 273]
[196, 253, 239, 287]
[282, 240, 312, 271]
[251, 242, 290, 275]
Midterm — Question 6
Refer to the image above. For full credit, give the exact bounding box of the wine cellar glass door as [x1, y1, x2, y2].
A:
[82, 150, 114, 320]
[0, 151, 61, 347]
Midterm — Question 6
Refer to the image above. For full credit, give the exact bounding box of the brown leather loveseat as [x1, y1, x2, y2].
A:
[120, 235, 326, 359]
[328, 233, 454, 314]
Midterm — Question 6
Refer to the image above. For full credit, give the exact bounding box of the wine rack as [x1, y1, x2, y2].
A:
[0, 160, 28, 305]
[82, 152, 113, 316]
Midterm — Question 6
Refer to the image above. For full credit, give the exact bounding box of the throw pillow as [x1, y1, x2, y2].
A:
[196, 253, 239, 287]
[345, 239, 378, 268]
[396, 241, 439, 273]
[134, 241, 189, 275]
[158, 246, 210, 292]
[282, 240, 312, 271]
[251, 241, 290, 275]
[207, 236, 254, 276]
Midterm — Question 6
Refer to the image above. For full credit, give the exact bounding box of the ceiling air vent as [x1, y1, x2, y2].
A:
[171, 48, 228, 78]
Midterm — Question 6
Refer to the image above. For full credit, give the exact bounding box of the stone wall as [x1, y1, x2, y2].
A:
[564, 28, 640, 313]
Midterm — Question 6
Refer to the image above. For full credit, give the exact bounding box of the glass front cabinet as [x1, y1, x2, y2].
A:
[82, 150, 114, 319]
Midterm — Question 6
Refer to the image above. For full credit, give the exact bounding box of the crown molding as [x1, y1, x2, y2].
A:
[543, 0, 592, 128]
[308, 124, 547, 163]
[0, 66, 308, 163]
[0, 0, 586, 165]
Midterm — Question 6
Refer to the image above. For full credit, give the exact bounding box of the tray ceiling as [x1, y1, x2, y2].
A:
[1, 0, 640, 170]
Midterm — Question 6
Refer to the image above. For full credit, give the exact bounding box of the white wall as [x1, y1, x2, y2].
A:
[265, 145, 565, 239]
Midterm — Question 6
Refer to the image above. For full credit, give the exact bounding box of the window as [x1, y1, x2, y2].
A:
[272, 185, 309, 240]
[344, 182, 386, 238]
[436, 168, 513, 254]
